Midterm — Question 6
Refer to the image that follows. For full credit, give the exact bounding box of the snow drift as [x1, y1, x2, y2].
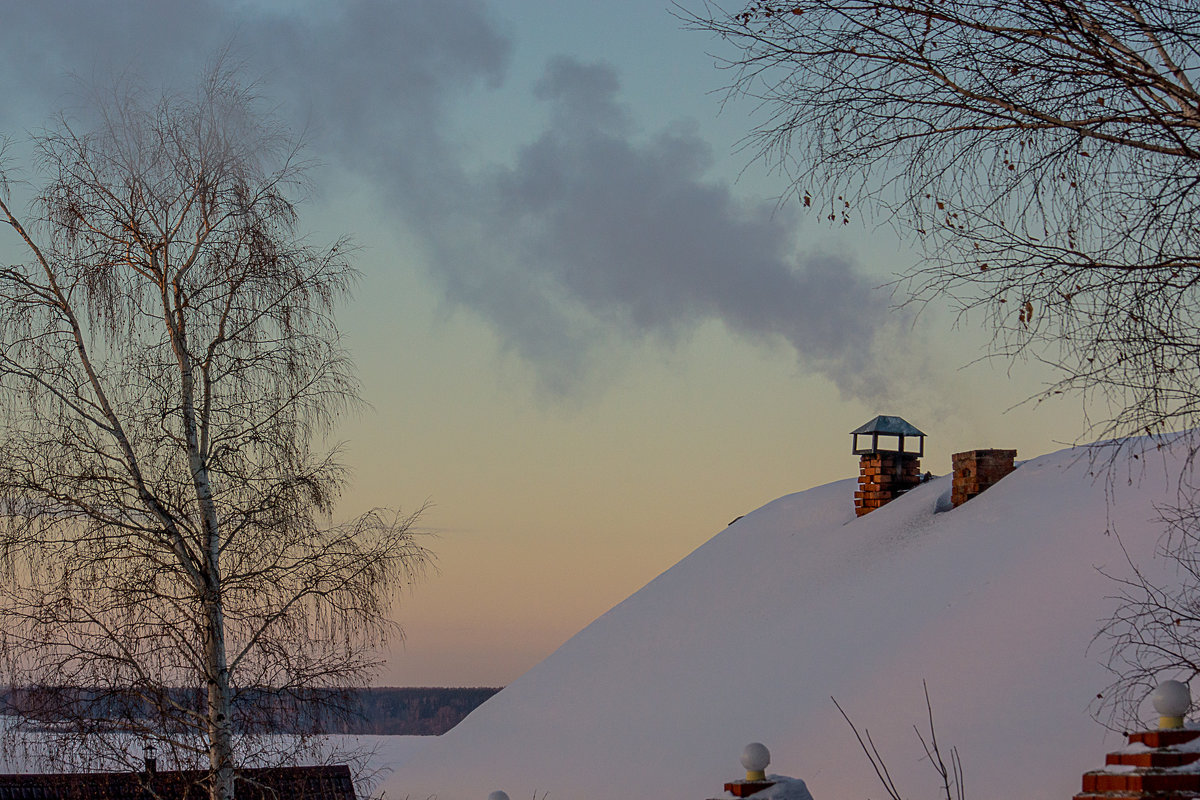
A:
[385, 438, 1192, 800]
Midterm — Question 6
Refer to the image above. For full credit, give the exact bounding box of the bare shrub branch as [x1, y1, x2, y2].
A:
[833, 683, 964, 800]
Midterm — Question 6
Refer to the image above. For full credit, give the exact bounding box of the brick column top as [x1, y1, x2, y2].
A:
[1075, 727, 1200, 800]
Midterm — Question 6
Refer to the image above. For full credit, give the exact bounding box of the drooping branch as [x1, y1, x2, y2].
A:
[684, 0, 1200, 441]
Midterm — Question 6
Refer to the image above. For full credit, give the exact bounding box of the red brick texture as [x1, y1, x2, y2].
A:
[950, 449, 1016, 508]
[855, 452, 921, 517]
[1074, 728, 1200, 800]
[1106, 751, 1200, 768]
[724, 781, 777, 798]
[1130, 730, 1200, 748]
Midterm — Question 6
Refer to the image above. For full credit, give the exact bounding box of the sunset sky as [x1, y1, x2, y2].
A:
[0, 0, 1091, 686]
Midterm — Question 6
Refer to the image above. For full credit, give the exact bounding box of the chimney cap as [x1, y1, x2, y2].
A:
[852, 415, 926, 457]
[850, 415, 926, 437]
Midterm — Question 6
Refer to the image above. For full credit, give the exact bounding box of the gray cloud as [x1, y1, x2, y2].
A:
[0, 2, 917, 403]
[389, 55, 908, 399]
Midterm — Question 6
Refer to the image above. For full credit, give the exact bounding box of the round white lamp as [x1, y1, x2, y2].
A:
[487, 792, 511, 800]
[1151, 680, 1191, 729]
[741, 742, 771, 782]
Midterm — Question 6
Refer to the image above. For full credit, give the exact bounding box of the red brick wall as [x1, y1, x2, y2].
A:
[855, 452, 921, 517]
[950, 449, 1016, 508]
[1076, 728, 1200, 799]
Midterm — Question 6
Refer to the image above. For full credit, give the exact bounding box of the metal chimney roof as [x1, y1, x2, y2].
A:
[850, 415, 926, 437]
[851, 415, 926, 457]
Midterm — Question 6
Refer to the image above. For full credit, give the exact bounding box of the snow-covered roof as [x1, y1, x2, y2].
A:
[385, 436, 1182, 800]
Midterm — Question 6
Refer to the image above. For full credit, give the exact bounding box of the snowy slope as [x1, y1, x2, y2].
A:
[384, 439, 1190, 800]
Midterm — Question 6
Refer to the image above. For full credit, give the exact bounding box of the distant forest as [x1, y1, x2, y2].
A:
[331, 687, 502, 734]
[1, 686, 502, 736]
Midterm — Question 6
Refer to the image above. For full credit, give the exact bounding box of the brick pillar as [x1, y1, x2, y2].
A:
[950, 449, 1016, 508]
[1076, 728, 1200, 799]
[855, 452, 921, 517]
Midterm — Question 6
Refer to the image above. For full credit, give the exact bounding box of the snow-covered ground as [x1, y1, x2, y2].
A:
[381, 437, 1192, 800]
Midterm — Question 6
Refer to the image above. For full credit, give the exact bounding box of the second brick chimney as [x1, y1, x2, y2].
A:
[950, 449, 1016, 508]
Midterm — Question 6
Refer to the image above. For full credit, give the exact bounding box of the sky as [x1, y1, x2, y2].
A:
[0, 0, 1093, 686]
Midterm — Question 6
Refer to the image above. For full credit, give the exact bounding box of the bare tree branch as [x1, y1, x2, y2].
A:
[683, 0, 1200, 443]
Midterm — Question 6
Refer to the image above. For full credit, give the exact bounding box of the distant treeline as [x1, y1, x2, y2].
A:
[0, 686, 501, 736]
[321, 687, 502, 735]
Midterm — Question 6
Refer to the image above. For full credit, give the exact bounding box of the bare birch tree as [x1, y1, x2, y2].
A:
[683, 1, 1200, 729]
[0, 64, 429, 800]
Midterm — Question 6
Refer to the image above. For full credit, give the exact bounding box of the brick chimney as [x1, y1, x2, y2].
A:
[950, 449, 1016, 508]
[1075, 681, 1199, 800]
[851, 415, 925, 517]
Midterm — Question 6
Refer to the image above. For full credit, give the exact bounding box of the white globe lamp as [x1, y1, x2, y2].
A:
[1152, 680, 1191, 729]
[487, 792, 511, 800]
[741, 742, 771, 782]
